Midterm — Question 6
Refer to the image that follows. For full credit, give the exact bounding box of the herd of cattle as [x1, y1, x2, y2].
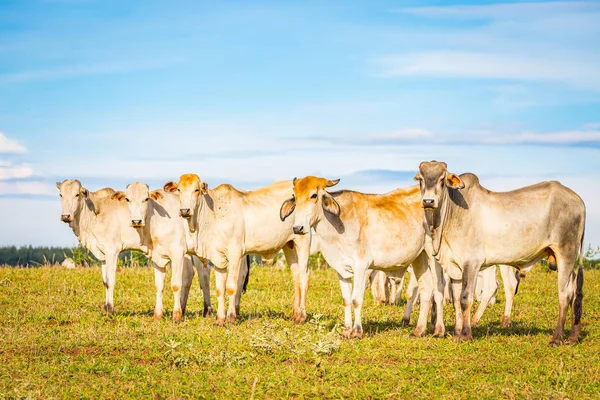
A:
[56, 161, 586, 346]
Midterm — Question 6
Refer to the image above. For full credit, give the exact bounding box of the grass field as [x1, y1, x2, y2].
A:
[0, 264, 598, 399]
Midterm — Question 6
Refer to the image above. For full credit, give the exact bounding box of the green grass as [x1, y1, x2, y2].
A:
[0, 265, 598, 399]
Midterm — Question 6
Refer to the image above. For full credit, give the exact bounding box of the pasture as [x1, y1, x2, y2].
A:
[0, 264, 598, 399]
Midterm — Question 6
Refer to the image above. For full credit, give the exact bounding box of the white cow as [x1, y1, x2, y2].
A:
[281, 176, 445, 338]
[57, 179, 212, 320]
[164, 174, 311, 326]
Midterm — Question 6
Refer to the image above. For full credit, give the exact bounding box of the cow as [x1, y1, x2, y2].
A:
[163, 174, 312, 326]
[414, 161, 585, 345]
[111, 182, 251, 320]
[280, 176, 445, 338]
[57, 179, 212, 320]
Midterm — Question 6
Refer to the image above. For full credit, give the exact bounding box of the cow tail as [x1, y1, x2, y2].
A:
[242, 254, 251, 294]
[573, 225, 585, 326]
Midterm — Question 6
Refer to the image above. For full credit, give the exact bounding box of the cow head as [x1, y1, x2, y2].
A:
[414, 160, 464, 209]
[111, 182, 163, 228]
[163, 174, 208, 219]
[56, 179, 89, 223]
[280, 176, 340, 235]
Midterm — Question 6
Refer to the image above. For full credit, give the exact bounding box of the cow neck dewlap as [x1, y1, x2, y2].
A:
[72, 198, 100, 252]
[193, 194, 216, 259]
[428, 188, 450, 257]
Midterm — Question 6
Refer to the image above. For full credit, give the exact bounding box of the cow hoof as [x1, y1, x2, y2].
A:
[172, 310, 182, 323]
[458, 334, 472, 342]
[103, 304, 114, 314]
[565, 336, 580, 345]
[152, 312, 163, 321]
[432, 329, 446, 338]
[342, 328, 353, 339]
[292, 311, 307, 324]
[203, 306, 213, 318]
[549, 339, 562, 347]
[226, 314, 237, 324]
[501, 317, 511, 328]
[410, 330, 425, 338]
[351, 329, 363, 339]
[400, 318, 410, 326]
[214, 318, 226, 327]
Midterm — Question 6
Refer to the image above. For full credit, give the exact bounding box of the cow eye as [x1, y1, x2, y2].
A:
[310, 193, 318, 199]
[75, 194, 79, 197]
[125, 198, 130, 202]
[144, 198, 149, 202]
[59, 194, 62, 198]
[195, 189, 200, 193]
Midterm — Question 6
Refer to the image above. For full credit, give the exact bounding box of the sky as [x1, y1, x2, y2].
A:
[1, 0, 599, 247]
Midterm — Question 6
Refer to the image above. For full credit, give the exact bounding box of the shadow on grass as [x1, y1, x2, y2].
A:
[470, 320, 555, 338]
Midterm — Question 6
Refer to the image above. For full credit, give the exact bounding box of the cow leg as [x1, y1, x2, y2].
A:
[402, 268, 418, 325]
[180, 255, 195, 317]
[338, 274, 353, 338]
[472, 266, 498, 327]
[233, 256, 249, 317]
[283, 241, 310, 324]
[443, 272, 452, 304]
[499, 264, 518, 328]
[431, 259, 446, 337]
[214, 266, 227, 326]
[350, 265, 369, 338]
[195, 258, 212, 317]
[411, 254, 433, 337]
[390, 276, 404, 305]
[451, 279, 463, 337]
[459, 264, 479, 341]
[225, 252, 243, 323]
[152, 261, 166, 320]
[551, 251, 578, 346]
[370, 270, 387, 305]
[169, 252, 185, 323]
[103, 251, 119, 314]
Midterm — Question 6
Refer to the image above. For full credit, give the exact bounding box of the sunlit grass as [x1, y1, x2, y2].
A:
[0, 265, 598, 399]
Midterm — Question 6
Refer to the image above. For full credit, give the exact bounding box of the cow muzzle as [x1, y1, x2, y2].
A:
[293, 225, 307, 235]
[60, 214, 72, 223]
[422, 199, 437, 209]
[179, 209, 191, 218]
[131, 219, 144, 227]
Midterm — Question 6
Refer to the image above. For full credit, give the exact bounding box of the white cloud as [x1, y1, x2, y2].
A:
[0, 59, 185, 84]
[369, 128, 432, 141]
[378, 2, 600, 92]
[377, 52, 600, 89]
[0, 163, 34, 180]
[481, 129, 600, 145]
[0, 181, 55, 196]
[395, 2, 598, 19]
[0, 133, 27, 153]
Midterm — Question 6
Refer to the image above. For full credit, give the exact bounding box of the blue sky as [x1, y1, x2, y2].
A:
[1, 0, 599, 247]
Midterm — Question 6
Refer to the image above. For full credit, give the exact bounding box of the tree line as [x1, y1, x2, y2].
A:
[1, 244, 598, 269]
[0, 245, 150, 267]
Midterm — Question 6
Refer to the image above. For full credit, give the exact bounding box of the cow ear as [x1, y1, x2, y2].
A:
[326, 179, 340, 187]
[55, 182, 61, 189]
[322, 193, 340, 217]
[280, 197, 296, 221]
[446, 173, 464, 189]
[150, 190, 163, 201]
[111, 191, 126, 201]
[80, 188, 89, 198]
[414, 173, 421, 181]
[163, 181, 178, 193]
[200, 182, 208, 194]
[293, 177, 297, 186]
